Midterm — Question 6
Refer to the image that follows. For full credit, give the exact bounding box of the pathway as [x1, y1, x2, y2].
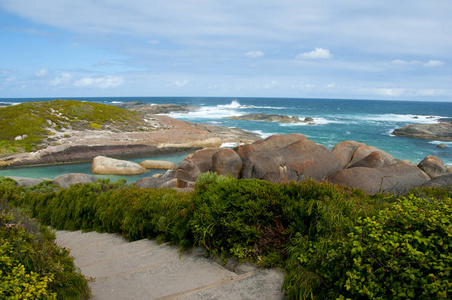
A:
[55, 230, 285, 300]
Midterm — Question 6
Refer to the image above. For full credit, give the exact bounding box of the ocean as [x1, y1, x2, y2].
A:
[1, 97, 451, 181]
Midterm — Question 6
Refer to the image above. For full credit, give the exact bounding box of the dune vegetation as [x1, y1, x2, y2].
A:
[1, 173, 451, 299]
[0, 100, 146, 156]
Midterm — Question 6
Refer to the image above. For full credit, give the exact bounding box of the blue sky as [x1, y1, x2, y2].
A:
[0, 1, 451, 101]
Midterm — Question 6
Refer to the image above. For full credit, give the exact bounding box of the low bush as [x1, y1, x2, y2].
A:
[0, 195, 91, 299]
[283, 194, 452, 299]
[1, 173, 451, 299]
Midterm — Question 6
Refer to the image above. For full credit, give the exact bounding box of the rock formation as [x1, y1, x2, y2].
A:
[229, 114, 314, 124]
[417, 155, 447, 179]
[92, 156, 147, 175]
[139, 160, 176, 169]
[53, 173, 98, 188]
[392, 120, 452, 141]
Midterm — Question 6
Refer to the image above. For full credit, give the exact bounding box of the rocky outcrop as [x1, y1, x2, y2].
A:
[229, 114, 314, 124]
[235, 134, 307, 160]
[327, 162, 431, 195]
[53, 173, 98, 189]
[7, 176, 50, 187]
[421, 173, 452, 188]
[114, 102, 198, 114]
[241, 139, 341, 182]
[92, 156, 147, 175]
[417, 155, 447, 179]
[332, 141, 394, 169]
[1, 115, 260, 168]
[139, 160, 176, 169]
[392, 121, 452, 141]
[211, 148, 243, 179]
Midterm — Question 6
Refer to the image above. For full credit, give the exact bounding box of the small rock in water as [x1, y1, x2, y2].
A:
[437, 144, 447, 148]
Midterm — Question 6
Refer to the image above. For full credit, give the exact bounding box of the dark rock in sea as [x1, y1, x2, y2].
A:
[229, 113, 307, 123]
[327, 162, 431, 195]
[437, 144, 447, 148]
[392, 121, 452, 141]
[127, 103, 198, 114]
[417, 155, 447, 179]
[53, 173, 98, 189]
[421, 173, 452, 188]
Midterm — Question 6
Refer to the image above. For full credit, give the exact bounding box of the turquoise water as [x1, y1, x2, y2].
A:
[0, 151, 193, 183]
[1, 97, 451, 181]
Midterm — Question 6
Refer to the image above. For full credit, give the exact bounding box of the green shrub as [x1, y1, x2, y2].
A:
[0, 198, 91, 299]
[283, 194, 452, 299]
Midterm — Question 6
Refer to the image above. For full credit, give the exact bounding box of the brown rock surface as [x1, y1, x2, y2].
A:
[91, 156, 147, 175]
[53, 173, 98, 188]
[327, 162, 431, 195]
[211, 148, 243, 179]
[241, 139, 341, 182]
[392, 121, 452, 141]
[234, 133, 307, 160]
[417, 155, 447, 179]
[139, 160, 176, 169]
[332, 140, 366, 168]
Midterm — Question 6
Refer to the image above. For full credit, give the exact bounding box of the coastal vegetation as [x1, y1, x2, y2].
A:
[0, 100, 146, 156]
[1, 173, 451, 299]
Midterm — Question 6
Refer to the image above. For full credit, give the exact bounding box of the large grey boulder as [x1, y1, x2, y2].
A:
[211, 148, 243, 179]
[53, 173, 98, 188]
[421, 174, 452, 188]
[234, 133, 307, 160]
[91, 156, 147, 175]
[332, 140, 366, 168]
[139, 160, 176, 170]
[163, 148, 221, 183]
[392, 121, 452, 141]
[241, 139, 342, 182]
[7, 176, 50, 187]
[327, 162, 431, 195]
[133, 177, 176, 189]
[346, 146, 394, 168]
[417, 155, 447, 179]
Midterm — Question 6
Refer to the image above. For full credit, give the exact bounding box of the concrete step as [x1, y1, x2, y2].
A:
[55, 230, 285, 300]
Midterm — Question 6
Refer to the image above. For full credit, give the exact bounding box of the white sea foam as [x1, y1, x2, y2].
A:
[111, 101, 123, 104]
[250, 130, 274, 139]
[279, 117, 340, 126]
[166, 101, 245, 119]
[429, 140, 452, 146]
[354, 113, 442, 124]
[220, 142, 240, 148]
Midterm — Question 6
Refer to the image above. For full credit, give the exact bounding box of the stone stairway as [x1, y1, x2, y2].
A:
[55, 230, 285, 300]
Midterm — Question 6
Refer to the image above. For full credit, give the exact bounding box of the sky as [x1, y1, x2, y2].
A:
[0, 1, 451, 101]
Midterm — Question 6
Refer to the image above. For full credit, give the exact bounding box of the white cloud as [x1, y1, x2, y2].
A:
[245, 51, 264, 58]
[147, 40, 160, 45]
[93, 60, 109, 67]
[169, 80, 188, 87]
[375, 88, 405, 97]
[34, 69, 48, 77]
[296, 48, 331, 60]
[49, 72, 72, 86]
[327, 83, 336, 88]
[74, 76, 124, 88]
[390, 59, 421, 66]
[424, 60, 444, 67]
